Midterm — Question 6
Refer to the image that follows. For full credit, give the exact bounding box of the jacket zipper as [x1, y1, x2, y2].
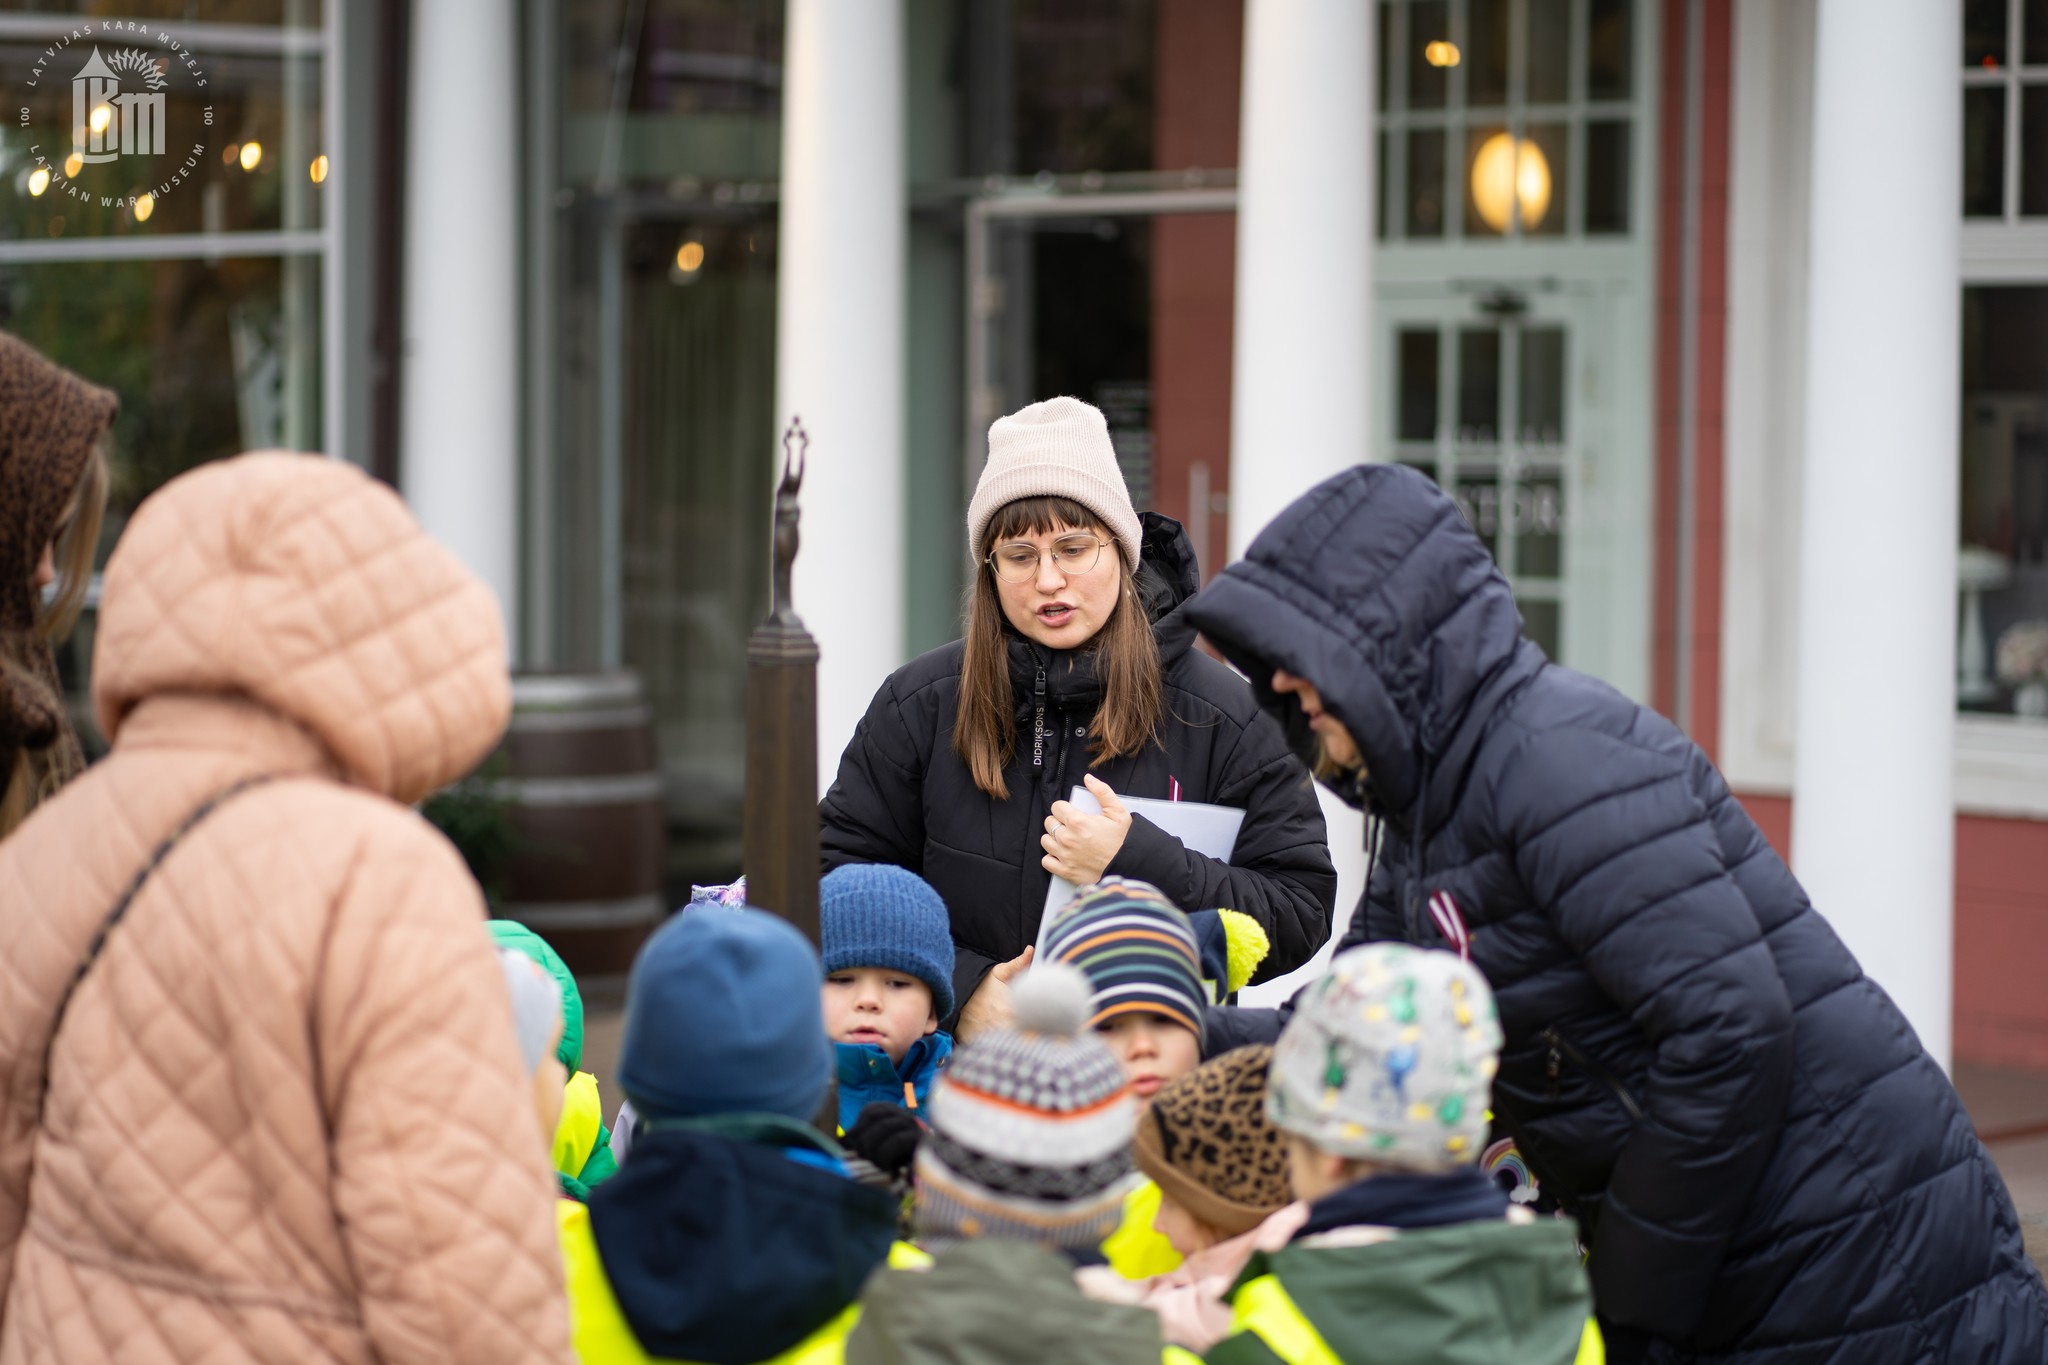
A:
[1031, 666, 1047, 769]
[1541, 1026, 1645, 1123]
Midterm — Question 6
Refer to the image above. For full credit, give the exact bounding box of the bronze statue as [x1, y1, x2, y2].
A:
[771, 417, 808, 626]
[746, 414, 821, 948]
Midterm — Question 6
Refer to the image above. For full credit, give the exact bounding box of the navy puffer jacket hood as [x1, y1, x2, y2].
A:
[1188, 466, 2048, 1363]
[1184, 465, 1535, 829]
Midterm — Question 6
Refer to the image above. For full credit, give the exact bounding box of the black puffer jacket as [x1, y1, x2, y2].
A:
[1185, 466, 2048, 1363]
[820, 514, 1337, 1022]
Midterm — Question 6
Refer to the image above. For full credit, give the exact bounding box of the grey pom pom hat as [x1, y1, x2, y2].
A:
[1267, 943, 1502, 1170]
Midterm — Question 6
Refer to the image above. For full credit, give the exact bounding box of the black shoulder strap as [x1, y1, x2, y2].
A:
[36, 773, 280, 1121]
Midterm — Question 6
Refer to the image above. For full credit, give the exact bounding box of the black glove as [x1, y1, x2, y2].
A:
[843, 1102, 923, 1181]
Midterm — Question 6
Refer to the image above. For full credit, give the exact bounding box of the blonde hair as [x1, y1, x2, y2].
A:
[0, 437, 110, 837]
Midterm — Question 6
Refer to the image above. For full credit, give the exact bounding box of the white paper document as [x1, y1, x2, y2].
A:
[1036, 785, 1246, 953]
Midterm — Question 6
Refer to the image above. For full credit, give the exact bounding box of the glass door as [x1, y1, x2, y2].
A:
[1380, 284, 1641, 684]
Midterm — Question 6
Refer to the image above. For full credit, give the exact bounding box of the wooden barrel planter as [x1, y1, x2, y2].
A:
[495, 672, 668, 978]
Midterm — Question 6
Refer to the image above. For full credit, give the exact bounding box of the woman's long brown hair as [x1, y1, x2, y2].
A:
[953, 495, 1163, 800]
[1, 438, 109, 837]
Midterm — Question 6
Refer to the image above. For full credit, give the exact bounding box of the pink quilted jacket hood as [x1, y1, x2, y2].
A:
[0, 454, 571, 1363]
[92, 451, 510, 804]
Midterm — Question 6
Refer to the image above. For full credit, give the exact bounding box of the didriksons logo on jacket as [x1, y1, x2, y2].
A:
[14, 24, 212, 213]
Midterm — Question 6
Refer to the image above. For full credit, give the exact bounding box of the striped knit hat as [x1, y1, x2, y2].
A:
[1043, 878, 1206, 1037]
[915, 964, 1139, 1251]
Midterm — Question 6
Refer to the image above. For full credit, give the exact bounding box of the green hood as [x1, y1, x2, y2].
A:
[488, 919, 583, 1071]
[1226, 1219, 1591, 1365]
[848, 1241, 1165, 1365]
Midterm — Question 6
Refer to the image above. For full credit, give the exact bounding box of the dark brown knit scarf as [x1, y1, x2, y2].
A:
[0, 332, 118, 791]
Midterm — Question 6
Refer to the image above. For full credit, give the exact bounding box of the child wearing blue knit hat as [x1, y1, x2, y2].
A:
[557, 906, 906, 1364]
[820, 863, 957, 1134]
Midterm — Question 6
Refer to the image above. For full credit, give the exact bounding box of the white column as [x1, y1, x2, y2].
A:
[400, 0, 520, 656]
[1227, 0, 1375, 1004]
[775, 0, 906, 790]
[1792, 0, 1959, 1066]
[1227, 0, 1374, 562]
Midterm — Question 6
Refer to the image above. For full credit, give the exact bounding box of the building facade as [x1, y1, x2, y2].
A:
[7, 0, 2045, 1068]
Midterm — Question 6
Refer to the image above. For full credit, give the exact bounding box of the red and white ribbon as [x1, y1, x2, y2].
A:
[1427, 889, 1472, 961]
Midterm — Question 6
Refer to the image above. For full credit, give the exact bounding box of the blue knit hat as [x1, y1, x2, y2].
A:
[1044, 877, 1206, 1038]
[820, 864, 956, 1019]
[616, 906, 833, 1123]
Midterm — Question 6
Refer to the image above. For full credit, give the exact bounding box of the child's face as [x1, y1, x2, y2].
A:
[1151, 1189, 1225, 1259]
[822, 967, 938, 1065]
[1095, 1011, 1202, 1110]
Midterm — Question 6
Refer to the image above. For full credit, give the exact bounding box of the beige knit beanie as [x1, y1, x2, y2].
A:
[968, 397, 1143, 572]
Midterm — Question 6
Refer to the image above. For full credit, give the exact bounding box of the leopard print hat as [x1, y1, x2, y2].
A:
[1132, 1044, 1294, 1236]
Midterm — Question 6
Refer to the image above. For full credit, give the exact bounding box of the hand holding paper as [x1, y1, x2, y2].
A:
[1036, 783, 1247, 955]
[1042, 773, 1133, 885]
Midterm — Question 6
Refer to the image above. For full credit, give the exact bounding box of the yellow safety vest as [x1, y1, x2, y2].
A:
[553, 1071, 605, 1180]
[1224, 1272, 1606, 1365]
[1101, 1179, 1185, 1280]
[557, 1200, 928, 1364]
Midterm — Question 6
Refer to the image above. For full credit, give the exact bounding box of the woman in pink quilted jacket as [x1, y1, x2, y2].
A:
[0, 453, 574, 1364]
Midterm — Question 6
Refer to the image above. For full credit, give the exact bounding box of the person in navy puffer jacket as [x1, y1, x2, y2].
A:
[1184, 464, 2048, 1364]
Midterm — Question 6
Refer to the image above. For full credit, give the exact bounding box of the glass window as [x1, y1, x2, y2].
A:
[0, 8, 332, 752]
[1966, 86, 2008, 218]
[1959, 286, 2048, 720]
[1407, 0, 1451, 110]
[3, 253, 321, 546]
[15, 2, 322, 21]
[2024, 86, 2048, 217]
[1467, 0, 1510, 107]
[1520, 326, 1567, 445]
[1524, 121, 1569, 237]
[1587, 0, 1633, 99]
[1527, 0, 1571, 106]
[546, 0, 784, 881]
[1008, 0, 1156, 176]
[1585, 119, 1632, 233]
[2029, 0, 2048, 65]
[1458, 327, 1501, 439]
[1380, 0, 1397, 113]
[1379, 0, 1640, 244]
[1384, 308, 1572, 664]
[1520, 597, 1562, 660]
[0, 31, 325, 241]
[1969, 0, 2010, 68]
[1407, 127, 1448, 237]
[1398, 327, 1440, 442]
[1514, 468, 1565, 578]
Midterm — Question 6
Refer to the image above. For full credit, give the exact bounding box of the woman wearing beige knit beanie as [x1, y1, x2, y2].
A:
[821, 396, 1336, 1042]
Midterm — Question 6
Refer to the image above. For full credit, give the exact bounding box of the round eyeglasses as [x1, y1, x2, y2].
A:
[986, 534, 1109, 584]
